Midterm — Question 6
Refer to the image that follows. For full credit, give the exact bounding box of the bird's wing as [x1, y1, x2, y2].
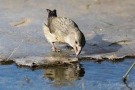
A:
[50, 17, 78, 35]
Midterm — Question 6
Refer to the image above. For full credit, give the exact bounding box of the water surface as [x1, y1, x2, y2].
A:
[0, 58, 135, 90]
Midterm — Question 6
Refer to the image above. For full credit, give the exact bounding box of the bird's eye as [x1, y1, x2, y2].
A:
[75, 41, 78, 44]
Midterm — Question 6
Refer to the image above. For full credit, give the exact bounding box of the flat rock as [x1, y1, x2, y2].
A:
[0, 0, 135, 66]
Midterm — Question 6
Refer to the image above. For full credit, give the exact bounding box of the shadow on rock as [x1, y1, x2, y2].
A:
[83, 34, 122, 55]
[43, 63, 85, 88]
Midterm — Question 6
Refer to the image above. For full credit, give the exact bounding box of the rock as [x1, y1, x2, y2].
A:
[0, 0, 135, 67]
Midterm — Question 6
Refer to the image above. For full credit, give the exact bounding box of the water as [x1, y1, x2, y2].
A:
[0, 58, 135, 90]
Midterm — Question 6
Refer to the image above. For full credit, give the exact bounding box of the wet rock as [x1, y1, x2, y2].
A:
[14, 51, 78, 67]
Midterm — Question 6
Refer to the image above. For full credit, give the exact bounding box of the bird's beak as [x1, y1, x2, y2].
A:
[74, 45, 82, 57]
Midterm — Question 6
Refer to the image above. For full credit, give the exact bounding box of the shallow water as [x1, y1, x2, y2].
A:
[0, 58, 135, 90]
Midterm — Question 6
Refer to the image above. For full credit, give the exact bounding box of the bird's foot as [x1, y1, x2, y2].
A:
[51, 47, 61, 52]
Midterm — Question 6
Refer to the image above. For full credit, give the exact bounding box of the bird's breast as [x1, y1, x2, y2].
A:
[55, 35, 66, 43]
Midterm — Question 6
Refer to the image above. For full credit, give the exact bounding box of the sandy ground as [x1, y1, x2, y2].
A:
[0, 0, 135, 66]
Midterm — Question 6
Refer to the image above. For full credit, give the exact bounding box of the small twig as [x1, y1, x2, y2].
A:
[123, 80, 132, 90]
[97, 18, 114, 26]
[7, 39, 24, 60]
[14, 18, 27, 26]
[81, 80, 86, 90]
[123, 62, 135, 82]
[109, 40, 132, 46]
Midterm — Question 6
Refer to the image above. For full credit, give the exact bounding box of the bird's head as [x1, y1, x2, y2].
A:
[66, 30, 86, 57]
[46, 9, 57, 18]
[74, 31, 85, 57]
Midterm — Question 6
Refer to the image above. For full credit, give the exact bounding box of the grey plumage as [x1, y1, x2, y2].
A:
[43, 9, 85, 57]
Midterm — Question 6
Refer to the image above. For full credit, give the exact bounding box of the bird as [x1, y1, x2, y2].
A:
[43, 9, 86, 57]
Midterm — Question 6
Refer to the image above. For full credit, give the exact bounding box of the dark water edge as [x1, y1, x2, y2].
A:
[0, 58, 135, 90]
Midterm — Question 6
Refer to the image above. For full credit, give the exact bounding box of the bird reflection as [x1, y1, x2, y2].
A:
[43, 63, 85, 88]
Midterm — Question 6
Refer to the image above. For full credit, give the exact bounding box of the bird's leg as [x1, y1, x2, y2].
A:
[51, 42, 57, 51]
[51, 42, 60, 52]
